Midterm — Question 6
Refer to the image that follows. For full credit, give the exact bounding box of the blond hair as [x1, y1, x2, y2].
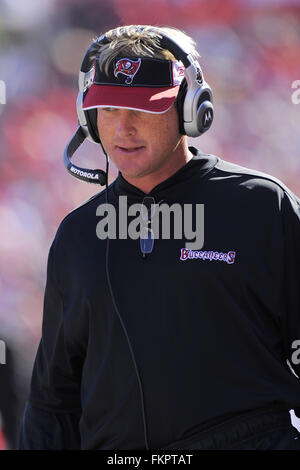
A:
[89, 25, 200, 75]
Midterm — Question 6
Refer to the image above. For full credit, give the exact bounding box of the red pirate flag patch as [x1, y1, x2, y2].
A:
[114, 58, 142, 84]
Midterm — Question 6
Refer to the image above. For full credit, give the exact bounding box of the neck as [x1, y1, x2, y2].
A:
[121, 139, 194, 194]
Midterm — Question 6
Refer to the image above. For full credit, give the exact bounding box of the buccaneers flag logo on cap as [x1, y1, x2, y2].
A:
[114, 58, 142, 84]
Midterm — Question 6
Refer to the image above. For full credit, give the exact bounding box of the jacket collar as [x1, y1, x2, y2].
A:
[112, 147, 218, 202]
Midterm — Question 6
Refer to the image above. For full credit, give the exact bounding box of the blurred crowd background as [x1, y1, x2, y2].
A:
[0, 0, 300, 449]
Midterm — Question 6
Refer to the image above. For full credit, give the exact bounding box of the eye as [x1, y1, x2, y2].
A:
[102, 107, 116, 112]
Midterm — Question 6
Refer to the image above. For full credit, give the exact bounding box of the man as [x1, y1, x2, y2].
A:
[19, 25, 300, 450]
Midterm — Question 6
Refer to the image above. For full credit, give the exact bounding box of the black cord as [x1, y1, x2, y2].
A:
[104, 154, 150, 450]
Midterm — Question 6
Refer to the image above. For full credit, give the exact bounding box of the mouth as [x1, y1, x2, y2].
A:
[115, 145, 145, 154]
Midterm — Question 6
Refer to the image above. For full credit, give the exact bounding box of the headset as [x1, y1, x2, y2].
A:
[63, 26, 214, 185]
[63, 27, 214, 450]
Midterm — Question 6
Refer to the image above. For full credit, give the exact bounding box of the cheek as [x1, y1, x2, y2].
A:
[97, 120, 113, 149]
[151, 113, 180, 148]
[161, 107, 180, 136]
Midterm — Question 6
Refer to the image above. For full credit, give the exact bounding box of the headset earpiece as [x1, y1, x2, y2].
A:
[76, 37, 109, 145]
[175, 78, 188, 135]
[175, 76, 214, 137]
[196, 93, 214, 135]
[84, 107, 100, 143]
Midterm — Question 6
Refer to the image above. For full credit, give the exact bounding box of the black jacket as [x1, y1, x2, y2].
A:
[19, 148, 300, 449]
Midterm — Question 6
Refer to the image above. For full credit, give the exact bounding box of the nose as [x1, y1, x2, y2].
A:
[115, 109, 136, 137]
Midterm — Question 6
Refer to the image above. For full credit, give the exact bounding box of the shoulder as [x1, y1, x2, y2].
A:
[212, 158, 300, 208]
[52, 182, 114, 249]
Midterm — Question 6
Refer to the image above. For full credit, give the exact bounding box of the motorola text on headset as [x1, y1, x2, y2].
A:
[63, 26, 214, 185]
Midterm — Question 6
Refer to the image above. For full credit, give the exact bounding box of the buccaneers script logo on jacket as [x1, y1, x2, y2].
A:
[114, 58, 141, 84]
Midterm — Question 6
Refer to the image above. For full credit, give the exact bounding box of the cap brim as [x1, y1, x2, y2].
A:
[82, 84, 180, 114]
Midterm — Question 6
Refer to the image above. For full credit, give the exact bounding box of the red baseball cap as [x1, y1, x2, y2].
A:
[82, 56, 185, 114]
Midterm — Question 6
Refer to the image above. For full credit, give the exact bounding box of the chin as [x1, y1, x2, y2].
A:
[119, 162, 152, 179]
[121, 168, 149, 179]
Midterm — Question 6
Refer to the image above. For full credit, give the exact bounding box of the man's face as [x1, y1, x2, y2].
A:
[97, 104, 183, 180]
